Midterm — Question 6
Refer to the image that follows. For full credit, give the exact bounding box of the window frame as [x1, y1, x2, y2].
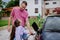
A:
[35, 8, 38, 13]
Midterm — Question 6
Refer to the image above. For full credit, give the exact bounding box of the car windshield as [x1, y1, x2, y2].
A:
[44, 17, 60, 31]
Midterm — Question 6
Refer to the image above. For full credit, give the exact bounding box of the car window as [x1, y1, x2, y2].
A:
[44, 17, 60, 31]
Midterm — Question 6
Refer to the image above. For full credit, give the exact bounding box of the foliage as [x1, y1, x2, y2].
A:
[0, 0, 7, 19]
[29, 18, 44, 28]
[6, 0, 19, 8]
[0, 18, 44, 27]
[6, 11, 10, 17]
[0, 0, 7, 8]
[0, 0, 3, 8]
[0, 10, 5, 19]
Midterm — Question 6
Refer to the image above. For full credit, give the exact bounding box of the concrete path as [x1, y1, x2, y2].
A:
[0, 26, 36, 40]
[0, 29, 10, 40]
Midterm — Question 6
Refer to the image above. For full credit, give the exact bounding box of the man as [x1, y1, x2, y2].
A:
[8, 1, 33, 40]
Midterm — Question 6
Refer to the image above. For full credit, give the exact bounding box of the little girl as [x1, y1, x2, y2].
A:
[10, 19, 28, 40]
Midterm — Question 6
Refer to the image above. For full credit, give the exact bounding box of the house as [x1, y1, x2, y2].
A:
[44, 0, 60, 16]
[20, 0, 43, 16]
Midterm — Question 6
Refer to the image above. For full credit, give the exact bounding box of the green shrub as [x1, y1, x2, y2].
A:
[29, 18, 44, 28]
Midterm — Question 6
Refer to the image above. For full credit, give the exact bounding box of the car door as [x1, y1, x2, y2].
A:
[42, 16, 60, 40]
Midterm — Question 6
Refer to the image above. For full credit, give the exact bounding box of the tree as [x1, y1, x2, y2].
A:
[6, 0, 19, 8]
[0, 0, 2, 19]
[0, 0, 6, 19]
[0, 0, 3, 8]
[2, 2, 7, 8]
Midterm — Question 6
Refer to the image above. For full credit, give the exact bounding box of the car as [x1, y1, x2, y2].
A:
[32, 15, 60, 40]
[41, 15, 60, 40]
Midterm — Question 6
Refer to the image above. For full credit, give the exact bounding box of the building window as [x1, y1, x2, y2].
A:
[35, 0, 38, 4]
[53, 2, 56, 4]
[35, 8, 38, 13]
[45, 3, 49, 5]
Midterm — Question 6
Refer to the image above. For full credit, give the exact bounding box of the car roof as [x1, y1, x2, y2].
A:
[47, 14, 60, 17]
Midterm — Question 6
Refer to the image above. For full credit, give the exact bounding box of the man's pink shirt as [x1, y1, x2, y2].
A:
[10, 7, 28, 26]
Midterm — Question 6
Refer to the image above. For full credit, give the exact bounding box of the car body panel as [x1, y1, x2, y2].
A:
[42, 15, 60, 40]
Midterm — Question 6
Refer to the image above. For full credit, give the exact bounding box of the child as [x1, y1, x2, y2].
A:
[10, 19, 28, 40]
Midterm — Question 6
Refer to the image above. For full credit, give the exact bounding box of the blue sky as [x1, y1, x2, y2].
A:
[2, 0, 10, 3]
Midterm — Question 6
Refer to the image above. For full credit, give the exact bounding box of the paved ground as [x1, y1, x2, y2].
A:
[0, 27, 36, 40]
[0, 29, 10, 40]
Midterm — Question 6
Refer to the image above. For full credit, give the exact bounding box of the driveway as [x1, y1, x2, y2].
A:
[0, 27, 35, 40]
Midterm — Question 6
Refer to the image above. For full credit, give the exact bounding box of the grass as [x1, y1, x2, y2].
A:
[0, 18, 44, 28]
[0, 20, 8, 27]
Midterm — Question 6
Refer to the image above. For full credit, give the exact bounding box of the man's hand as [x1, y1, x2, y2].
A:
[8, 16, 12, 32]
[7, 26, 11, 32]
[29, 31, 34, 35]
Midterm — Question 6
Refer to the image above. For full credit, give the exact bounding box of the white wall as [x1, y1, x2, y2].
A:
[45, 1, 60, 9]
[20, 0, 42, 16]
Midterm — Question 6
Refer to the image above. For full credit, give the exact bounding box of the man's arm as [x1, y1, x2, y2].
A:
[26, 18, 33, 34]
[7, 16, 12, 32]
[7, 8, 14, 32]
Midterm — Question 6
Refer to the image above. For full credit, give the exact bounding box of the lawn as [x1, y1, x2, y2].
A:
[0, 18, 44, 28]
[0, 20, 8, 27]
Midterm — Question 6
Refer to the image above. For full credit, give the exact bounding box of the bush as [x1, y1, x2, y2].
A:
[29, 18, 44, 28]
[0, 11, 2, 20]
